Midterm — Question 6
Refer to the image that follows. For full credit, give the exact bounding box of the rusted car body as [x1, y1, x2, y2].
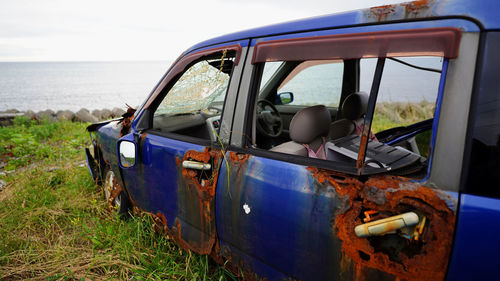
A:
[85, 0, 500, 280]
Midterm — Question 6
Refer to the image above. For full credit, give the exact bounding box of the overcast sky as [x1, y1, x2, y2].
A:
[0, 0, 406, 62]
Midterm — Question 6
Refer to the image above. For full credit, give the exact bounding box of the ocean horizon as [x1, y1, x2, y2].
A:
[0, 61, 173, 112]
[0, 58, 441, 112]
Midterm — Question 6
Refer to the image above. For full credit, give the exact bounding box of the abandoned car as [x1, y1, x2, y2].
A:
[85, 0, 500, 280]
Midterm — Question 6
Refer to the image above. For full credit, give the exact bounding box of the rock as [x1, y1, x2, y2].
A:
[100, 109, 112, 120]
[91, 109, 103, 120]
[56, 110, 75, 121]
[35, 109, 57, 122]
[111, 107, 126, 118]
[24, 110, 35, 119]
[75, 108, 98, 123]
[0, 179, 5, 190]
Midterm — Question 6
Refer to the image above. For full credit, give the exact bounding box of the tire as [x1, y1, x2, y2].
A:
[103, 167, 131, 218]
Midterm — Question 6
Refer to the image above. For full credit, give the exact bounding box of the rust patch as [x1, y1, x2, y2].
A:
[174, 147, 223, 254]
[307, 166, 362, 198]
[147, 207, 257, 279]
[181, 147, 221, 198]
[150, 211, 243, 278]
[108, 173, 123, 208]
[404, 0, 432, 17]
[368, 4, 396, 22]
[118, 105, 136, 137]
[367, 0, 435, 22]
[229, 151, 250, 162]
[309, 167, 455, 281]
[152, 212, 168, 233]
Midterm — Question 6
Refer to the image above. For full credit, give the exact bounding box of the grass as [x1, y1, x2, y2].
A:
[0, 117, 233, 280]
[372, 101, 435, 157]
[372, 100, 435, 133]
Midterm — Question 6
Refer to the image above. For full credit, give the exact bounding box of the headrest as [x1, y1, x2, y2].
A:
[342, 91, 369, 120]
[290, 105, 331, 144]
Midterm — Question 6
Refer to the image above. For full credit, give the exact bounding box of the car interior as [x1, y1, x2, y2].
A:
[252, 57, 441, 178]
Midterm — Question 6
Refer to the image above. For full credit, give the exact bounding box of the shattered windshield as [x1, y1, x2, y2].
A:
[155, 59, 232, 116]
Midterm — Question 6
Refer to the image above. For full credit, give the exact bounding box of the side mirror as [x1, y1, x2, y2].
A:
[118, 140, 136, 168]
[275, 92, 294, 105]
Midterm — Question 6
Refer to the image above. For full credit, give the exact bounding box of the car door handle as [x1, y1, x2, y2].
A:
[182, 160, 211, 171]
[354, 212, 419, 238]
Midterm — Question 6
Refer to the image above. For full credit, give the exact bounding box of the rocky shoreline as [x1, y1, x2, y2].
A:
[0, 107, 127, 126]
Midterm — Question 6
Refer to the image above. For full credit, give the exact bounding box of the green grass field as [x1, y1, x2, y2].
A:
[0, 102, 434, 280]
[0, 117, 233, 280]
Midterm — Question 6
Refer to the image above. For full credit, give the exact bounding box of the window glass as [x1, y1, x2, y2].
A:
[152, 51, 235, 141]
[155, 60, 231, 116]
[278, 60, 343, 107]
[260, 62, 283, 91]
[361, 57, 442, 160]
[465, 32, 500, 197]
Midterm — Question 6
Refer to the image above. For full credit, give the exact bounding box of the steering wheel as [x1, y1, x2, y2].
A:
[256, 100, 283, 137]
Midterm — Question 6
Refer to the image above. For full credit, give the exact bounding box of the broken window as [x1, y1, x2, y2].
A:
[152, 51, 236, 141]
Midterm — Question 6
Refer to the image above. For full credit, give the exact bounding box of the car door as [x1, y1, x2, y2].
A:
[117, 40, 248, 254]
[215, 21, 479, 280]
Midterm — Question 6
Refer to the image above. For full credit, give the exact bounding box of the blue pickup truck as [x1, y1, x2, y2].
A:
[85, 0, 500, 280]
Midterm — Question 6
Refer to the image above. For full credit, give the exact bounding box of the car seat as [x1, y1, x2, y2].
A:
[329, 91, 377, 141]
[270, 105, 331, 159]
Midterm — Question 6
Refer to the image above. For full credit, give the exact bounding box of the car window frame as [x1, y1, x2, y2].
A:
[132, 43, 245, 146]
[231, 26, 464, 177]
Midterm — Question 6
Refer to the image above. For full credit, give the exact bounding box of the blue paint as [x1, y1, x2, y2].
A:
[185, 0, 496, 53]
[249, 18, 479, 47]
[119, 132, 206, 228]
[446, 194, 500, 281]
[216, 155, 342, 280]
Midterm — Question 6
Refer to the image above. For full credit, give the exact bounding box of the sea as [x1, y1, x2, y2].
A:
[0, 58, 442, 112]
[0, 61, 173, 112]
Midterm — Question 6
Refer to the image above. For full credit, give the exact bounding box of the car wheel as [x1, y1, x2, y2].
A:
[103, 167, 131, 217]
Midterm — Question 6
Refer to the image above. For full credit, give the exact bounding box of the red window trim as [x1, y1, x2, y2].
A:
[252, 27, 461, 64]
[144, 44, 242, 109]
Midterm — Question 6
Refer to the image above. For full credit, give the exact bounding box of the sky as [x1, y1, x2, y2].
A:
[0, 0, 406, 62]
